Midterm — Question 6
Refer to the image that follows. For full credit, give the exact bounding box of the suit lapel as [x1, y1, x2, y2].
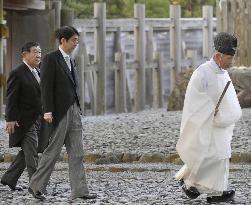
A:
[22, 63, 40, 91]
[56, 50, 76, 86]
[70, 59, 78, 85]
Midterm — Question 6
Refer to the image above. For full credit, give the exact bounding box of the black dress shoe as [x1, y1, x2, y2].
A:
[206, 190, 235, 203]
[79, 194, 97, 200]
[28, 187, 46, 200]
[180, 180, 200, 199]
[1, 180, 23, 191]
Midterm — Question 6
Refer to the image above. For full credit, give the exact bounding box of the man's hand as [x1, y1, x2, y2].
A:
[44, 112, 53, 123]
[5, 121, 19, 134]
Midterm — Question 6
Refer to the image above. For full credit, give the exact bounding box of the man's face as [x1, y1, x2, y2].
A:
[23, 46, 41, 68]
[61, 34, 79, 54]
[218, 53, 235, 70]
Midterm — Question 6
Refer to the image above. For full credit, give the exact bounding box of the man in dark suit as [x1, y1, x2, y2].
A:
[1, 42, 42, 191]
[29, 26, 97, 200]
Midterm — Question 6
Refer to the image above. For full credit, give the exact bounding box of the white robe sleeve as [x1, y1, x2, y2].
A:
[213, 80, 242, 128]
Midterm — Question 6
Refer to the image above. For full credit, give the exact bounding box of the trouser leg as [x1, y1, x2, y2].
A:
[65, 104, 89, 199]
[29, 112, 70, 193]
[21, 121, 39, 181]
[1, 120, 40, 187]
[1, 150, 25, 187]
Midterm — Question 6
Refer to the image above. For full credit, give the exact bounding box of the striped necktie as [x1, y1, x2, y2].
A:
[31, 69, 40, 83]
[65, 56, 71, 71]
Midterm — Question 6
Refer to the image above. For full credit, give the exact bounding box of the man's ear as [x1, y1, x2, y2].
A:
[215, 52, 221, 61]
[21, 52, 27, 59]
[60, 38, 66, 44]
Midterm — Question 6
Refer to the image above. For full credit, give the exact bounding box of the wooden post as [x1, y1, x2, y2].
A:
[216, 0, 228, 32]
[134, 3, 146, 111]
[61, 8, 74, 26]
[45, 0, 53, 9]
[217, 0, 251, 67]
[114, 27, 122, 53]
[81, 32, 96, 115]
[187, 49, 197, 69]
[146, 27, 154, 107]
[227, 0, 235, 33]
[52, 0, 61, 29]
[94, 2, 106, 115]
[152, 52, 163, 109]
[203, 5, 213, 59]
[246, 1, 251, 66]
[170, 5, 181, 92]
[114, 28, 127, 113]
[0, 0, 3, 118]
[115, 52, 127, 113]
[216, 0, 222, 32]
[114, 52, 120, 112]
[52, 0, 61, 49]
[240, 0, 248, 66]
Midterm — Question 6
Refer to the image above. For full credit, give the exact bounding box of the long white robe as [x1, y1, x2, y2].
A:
[175, 58, 242, 194]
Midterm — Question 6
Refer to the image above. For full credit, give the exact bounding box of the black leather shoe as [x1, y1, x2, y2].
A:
[206, 190, 235, 203]
[1, 180, 23, 191]
[79, 194, 97, 200]
[28, 187, 46, 200]
[181, 182, 200, 199]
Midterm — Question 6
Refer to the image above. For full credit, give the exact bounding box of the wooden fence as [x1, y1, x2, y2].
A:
[73, 3, 214, 115]
[217, 0, 251, 66]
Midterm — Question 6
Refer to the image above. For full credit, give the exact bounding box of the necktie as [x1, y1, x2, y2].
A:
[65, 56, 71, 71]
[32, 69, 40, 83]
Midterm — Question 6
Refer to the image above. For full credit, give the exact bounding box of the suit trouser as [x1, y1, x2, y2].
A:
[29, 103, 89, 199]
[1, 120, 40, 187]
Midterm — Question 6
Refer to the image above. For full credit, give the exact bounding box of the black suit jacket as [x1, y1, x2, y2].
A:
[5, 63, 42, 147]
[40, 49, 80, 126]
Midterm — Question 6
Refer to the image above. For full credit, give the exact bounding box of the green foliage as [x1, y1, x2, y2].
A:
[170, 0, 216, 17]
[106, 0, 128, 18]
[62, 0, 93, 18]
[62, 0, 216, 18]
[146, 0, 170, 18]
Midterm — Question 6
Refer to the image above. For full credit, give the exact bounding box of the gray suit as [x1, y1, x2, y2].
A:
[29, 49, 89, 199]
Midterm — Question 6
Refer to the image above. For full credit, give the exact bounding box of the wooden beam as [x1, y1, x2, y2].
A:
[74, 18, 217, 33]
[4, 0, 45, 10]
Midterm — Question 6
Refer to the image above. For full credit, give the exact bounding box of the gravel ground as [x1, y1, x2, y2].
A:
[0, 108, 250, 204]
[1, 108, 250, 156]
[0, 162, 250, 205]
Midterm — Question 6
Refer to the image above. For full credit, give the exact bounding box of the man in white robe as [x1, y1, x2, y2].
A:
[175, 32, 242, 203]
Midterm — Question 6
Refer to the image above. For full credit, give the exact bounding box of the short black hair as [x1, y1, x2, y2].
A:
[21, 42, 40, 53]
[214, 32, 237, 56]
[54, 26, 79, 44]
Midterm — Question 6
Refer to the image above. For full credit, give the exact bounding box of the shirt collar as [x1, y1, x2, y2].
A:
[23, 60, 35, 72]
[209, 58, 225, 74]
[59, 46, 70, 59]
